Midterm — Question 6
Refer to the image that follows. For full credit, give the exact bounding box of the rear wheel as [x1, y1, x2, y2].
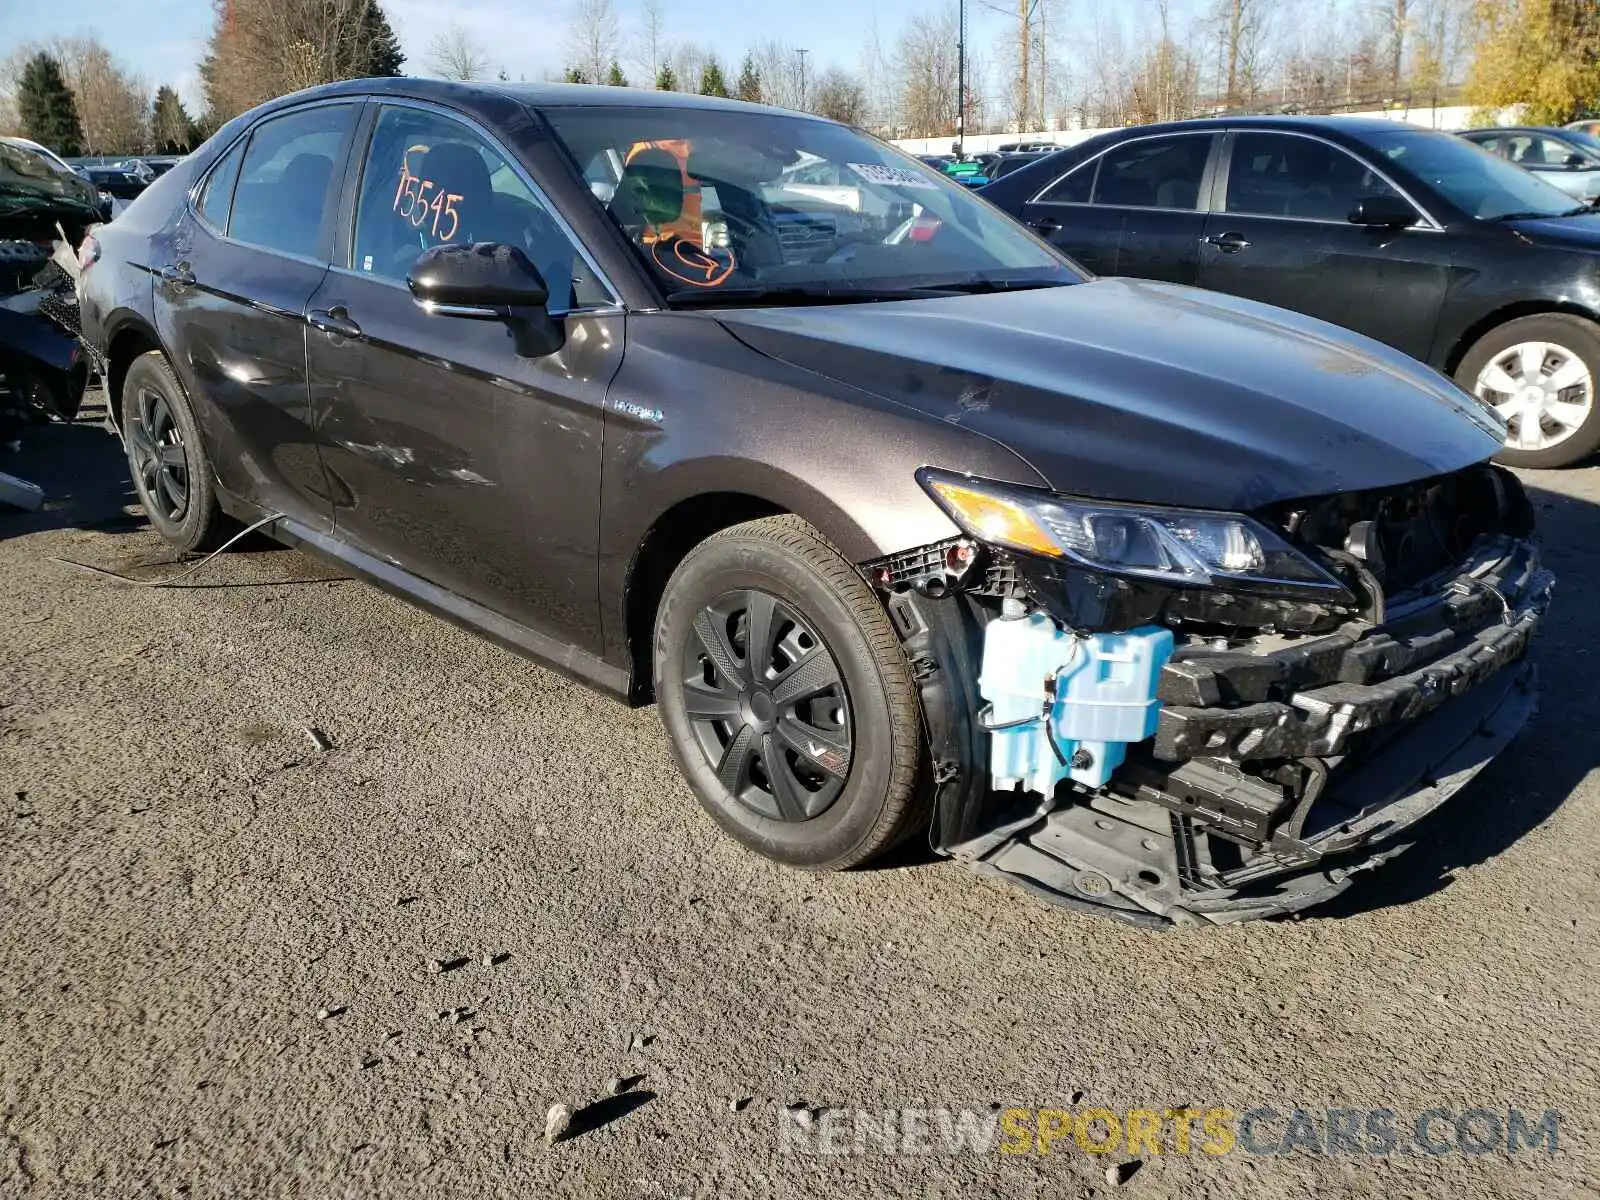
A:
[653, 515, 925, 870]
[121, 351, 227, 552]
[1456, 313, 1600, 468]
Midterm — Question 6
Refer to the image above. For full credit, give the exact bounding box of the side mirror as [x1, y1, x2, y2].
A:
[407, 242, 563, 357]
[1348, 194, 1418, 229]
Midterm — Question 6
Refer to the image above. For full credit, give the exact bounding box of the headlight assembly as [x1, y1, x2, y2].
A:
[918, 467, 1350, 597]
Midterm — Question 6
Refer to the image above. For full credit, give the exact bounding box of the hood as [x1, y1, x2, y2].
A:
[715, 278, 1505, 511]
[1504, 209, 1600, 249]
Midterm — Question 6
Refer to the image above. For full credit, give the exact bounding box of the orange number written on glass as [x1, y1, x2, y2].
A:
[392, 143, 463, 241]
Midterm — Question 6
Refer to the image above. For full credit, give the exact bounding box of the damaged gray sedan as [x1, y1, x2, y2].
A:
[78, 82, 1549, 925]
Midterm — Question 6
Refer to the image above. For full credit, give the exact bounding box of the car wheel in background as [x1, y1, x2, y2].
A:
[1457, 313, 1600, 468]
[654, 515, 926, 870]
[121, 350, 227, 552]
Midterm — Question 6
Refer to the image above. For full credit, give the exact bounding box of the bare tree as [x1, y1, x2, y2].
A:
[1129, 0, 1201, 123]
[201, 0, 400, 123]
[427, 22, 491, 81]
[894, 8, 960, 138]
[2, 35, 148, 153]
[750, 40, 803, 110]
[858, 17, 896, 134]
[568, 0, 621, 86]
[633, 0, 667, 84]
[1212, 0, 1275, 107]
[670, 42, 709, 98]
[1078, 0, 1135, 127]
[811, 67, 866, 124]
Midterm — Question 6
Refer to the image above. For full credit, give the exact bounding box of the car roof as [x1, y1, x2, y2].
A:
[257, 76, 828, 122]
[1461, 126, 1578, 136]
[1083, 114, 1436, 137]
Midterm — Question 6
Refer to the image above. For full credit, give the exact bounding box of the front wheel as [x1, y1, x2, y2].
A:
[653, 515, 925, 870]
[1456, 313, 1600, 468]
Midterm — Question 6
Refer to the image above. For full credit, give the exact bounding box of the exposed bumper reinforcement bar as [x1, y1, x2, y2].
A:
[960, 659, 1538, 926]
[1154, 566, 1552, 762]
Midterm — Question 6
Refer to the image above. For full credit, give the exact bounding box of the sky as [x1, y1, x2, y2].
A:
[0, 0, 1048, 112]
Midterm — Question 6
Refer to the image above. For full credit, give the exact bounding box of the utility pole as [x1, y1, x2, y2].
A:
[1018, 0, 1031, 134]
[1226, 0, 1241, 108]
[957, 0, 966, 155]
[796, 47, 809, 110]
[1036, 0, 1046, 131]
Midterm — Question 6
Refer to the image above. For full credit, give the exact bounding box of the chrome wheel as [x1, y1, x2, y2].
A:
[1474, 340, 1594, 452]
[679, 588, 853, 823]
[126, 386, 191, 522]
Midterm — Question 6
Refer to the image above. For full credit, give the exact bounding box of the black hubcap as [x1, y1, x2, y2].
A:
[127, 387, 189, 522]
[681, 588, 852, 822]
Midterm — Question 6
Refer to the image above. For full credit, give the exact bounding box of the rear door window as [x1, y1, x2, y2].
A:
[1224, 131, 1405, 222]
[1089, 135, 1211, 210]
[228, 104, 356, 258]
[196, 139, 245, 231]
[1037, 161, 1094, 204]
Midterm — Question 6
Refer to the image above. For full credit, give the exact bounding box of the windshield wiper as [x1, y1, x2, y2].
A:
[913, 277, 1073, 294]
[664, 284, 964, 309]
[1493, 206, 1593, 221]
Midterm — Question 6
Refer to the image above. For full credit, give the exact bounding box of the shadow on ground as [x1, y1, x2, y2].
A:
[0, 399, 141, 542]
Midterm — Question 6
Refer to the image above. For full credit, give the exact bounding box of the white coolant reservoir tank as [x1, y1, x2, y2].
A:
[979, 614, 1175, 797]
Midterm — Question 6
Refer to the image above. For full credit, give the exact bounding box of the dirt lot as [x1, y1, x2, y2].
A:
[2, 401, 1598, 1199]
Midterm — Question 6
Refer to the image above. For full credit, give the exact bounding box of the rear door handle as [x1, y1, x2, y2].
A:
[308, 306, 362, 339]
[158, 263, 195, 286]
[1202, 231, 1251, 253]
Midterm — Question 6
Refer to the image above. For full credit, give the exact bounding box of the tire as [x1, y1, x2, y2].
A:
[121, 351, 227, 552]
[1454, 313, 1600, 469]
[653, 515, 926, 870]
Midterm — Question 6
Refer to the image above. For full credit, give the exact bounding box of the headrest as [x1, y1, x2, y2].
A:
[616, 147, 684, 227]
[420, 142, 493, 205]
[280, 153, 331, 197]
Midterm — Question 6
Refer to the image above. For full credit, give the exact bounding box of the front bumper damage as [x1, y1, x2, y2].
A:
[868, 483, 1553, 926]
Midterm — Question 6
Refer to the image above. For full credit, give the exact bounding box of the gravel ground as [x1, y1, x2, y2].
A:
[2, 403, 1597, 1199]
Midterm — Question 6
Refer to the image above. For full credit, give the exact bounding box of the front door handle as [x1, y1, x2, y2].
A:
[1029, 216, 1063, 235]
[158, 263, 195, 286]
[308, 306, 362, 339]
[1202, 231, 1251, 253]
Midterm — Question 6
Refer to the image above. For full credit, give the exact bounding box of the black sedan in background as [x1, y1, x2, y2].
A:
[982, 116, 1600, 467]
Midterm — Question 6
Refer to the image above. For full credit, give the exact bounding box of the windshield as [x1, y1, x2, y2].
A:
[1562, 128, 1600, 160]
[1363, 128, 1583, 220]
[542, 106, 1081, 303]
[0, 139, 100, 211]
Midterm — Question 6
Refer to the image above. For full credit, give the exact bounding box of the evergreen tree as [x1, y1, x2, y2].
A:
[360, 1, 406, 76]
[564, 66, 590, 84]
[699, 57, 729, 98]
[606, 61, 628, 87]
[149, 86, 195, 154]
[735, 54, 761, 103]
[656, 64, 677, 91]
[17, 53, 84, 156]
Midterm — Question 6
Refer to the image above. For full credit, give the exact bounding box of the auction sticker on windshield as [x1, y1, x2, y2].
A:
[848, 163, 939, 189]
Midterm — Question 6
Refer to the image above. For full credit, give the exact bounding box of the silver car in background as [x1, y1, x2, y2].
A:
[1460, 126, 1600, 205]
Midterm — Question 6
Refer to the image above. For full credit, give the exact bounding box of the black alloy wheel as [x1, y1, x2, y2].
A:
[120, 350, 226, 553]
[680, 588, 853, 823]
[653, 515, 925, 871]
[127, 385, 190, 523]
